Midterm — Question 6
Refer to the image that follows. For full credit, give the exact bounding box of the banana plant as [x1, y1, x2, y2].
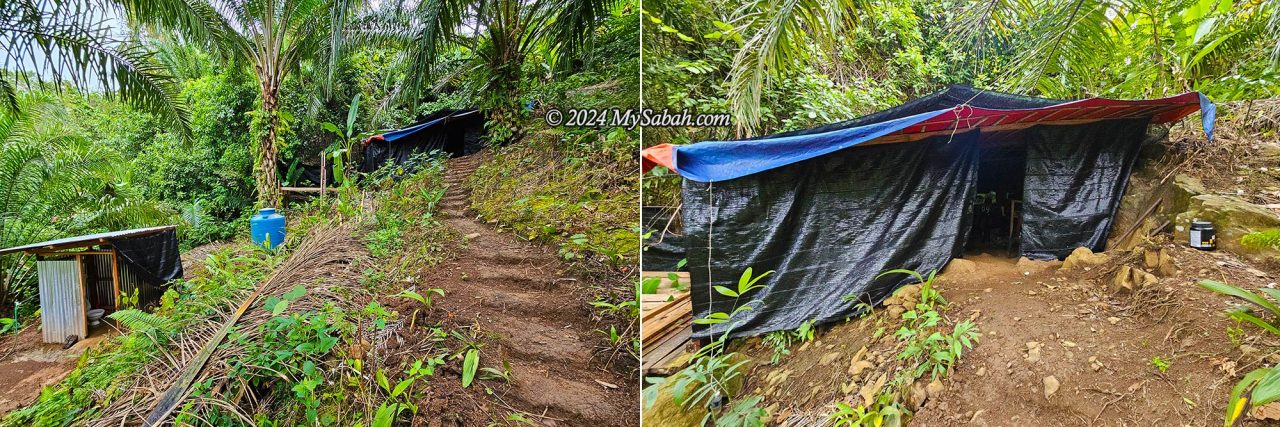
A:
[320, 94, 376, 187]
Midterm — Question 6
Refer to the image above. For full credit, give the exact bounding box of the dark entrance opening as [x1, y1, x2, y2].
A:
[964, 133, 1028, 256]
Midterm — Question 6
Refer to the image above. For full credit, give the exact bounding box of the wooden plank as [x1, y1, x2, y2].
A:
[111, 252, 121, 309]
[643, 325, 693, 375]
[282, 186, 337, 193]
[642, 295, 691, 345]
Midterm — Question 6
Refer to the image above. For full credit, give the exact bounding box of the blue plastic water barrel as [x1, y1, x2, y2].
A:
[250, 208, 286, 250]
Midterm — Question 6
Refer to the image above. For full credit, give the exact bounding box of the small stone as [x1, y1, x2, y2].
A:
[464, 232, 481, 240]
[976, 366, 987, 377]
[1089, 356, 1103, 372]
[1107, 317, 1120, 325]
[1043, 376, 1060, 399]
[926, 380, 945, 398]
[1025, 342, 1043, 363]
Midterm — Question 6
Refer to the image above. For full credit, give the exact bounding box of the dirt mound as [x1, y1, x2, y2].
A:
[727, 241, 1280, 426]
[391, 154, 638, 426]
[911, 243, 1277, 426]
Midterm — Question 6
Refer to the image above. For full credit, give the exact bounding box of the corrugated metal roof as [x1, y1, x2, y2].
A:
[0, 225, 177, 255]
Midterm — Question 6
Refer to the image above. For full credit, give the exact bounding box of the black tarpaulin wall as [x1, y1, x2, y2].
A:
[109, 229, 184, 284]
[1020, 118, 1150, 259]
[683, 131, 981, 340]
[642, 206, 685, 271]
[360, 110, 486, 174]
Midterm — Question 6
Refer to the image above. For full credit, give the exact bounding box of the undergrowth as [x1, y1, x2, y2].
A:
[468, 128, 638, 275]
[1241, 228, 1280, 252]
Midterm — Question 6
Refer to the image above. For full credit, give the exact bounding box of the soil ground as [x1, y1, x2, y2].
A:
[737, 240, 1280, 426]
[0, 321, 117, 414]
[386, 154, 638, 426]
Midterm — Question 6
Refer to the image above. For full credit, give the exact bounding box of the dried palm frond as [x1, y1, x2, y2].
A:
[91, 222, 370, 426]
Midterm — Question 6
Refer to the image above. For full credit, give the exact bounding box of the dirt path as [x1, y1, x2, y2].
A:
[732, 244, 1280, 426]
[0, 323, 115, 415]
[410, 154, 637, 426]
[911, 248, 1266, 426]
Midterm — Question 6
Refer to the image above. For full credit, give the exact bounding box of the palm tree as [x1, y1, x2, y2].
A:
[117, 0, 360, 207]
[351, 0, 619, 140]
[0, 0, 190, 133]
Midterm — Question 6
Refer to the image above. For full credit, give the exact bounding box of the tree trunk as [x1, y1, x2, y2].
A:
[257, 80, 283, 208]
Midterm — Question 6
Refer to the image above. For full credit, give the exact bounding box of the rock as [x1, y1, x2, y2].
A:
[1017, 256, 1061, 274]
[848, 360, 874, 377]
[907, 382, 929, 410]
[1061, 247, 1110, 270]
[1143, 248, 1160, 270]
[1025, 342, 1043, 363]
[819, 351, 842, 366]
[944, 258, 978, 275]
[1112, 265, 1135, 294]
[1136, 268, 1158, 288]
[896, 284, 922, 304]
[887, 305, 906, 318]
[1157, 248, 1175, 276]
[926, 380, 945, 398]
[1175, 194, 1280, 261]
[1112, 265, 1157, 294]
[1043, 376, 1060, 399]
[976, 366, 986, 377]
[1107, 316, 1121, 325]
[1251, 402, 1280, 420]
[642, 354, 753, 426]
[860, 373, 887, 408]
[464, 232, 481, 241]
[1089, 356, 1103, 372]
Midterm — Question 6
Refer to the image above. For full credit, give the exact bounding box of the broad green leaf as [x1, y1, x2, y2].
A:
[1198, 280, 1280, 316]
[346, 94, 362, 136]
[462, 349, 479, 388]
[271, 299, 289, 316]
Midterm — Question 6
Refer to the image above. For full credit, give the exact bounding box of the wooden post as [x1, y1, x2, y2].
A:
[320, 154, 327, 199]
[75, 254, 87, 338]
[111, 251, 121, 309]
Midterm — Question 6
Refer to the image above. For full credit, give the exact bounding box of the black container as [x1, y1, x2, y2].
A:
[1189, 219, 1216, 250]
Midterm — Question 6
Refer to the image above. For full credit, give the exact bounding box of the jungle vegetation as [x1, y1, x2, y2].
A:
[0, 0, 637, 312]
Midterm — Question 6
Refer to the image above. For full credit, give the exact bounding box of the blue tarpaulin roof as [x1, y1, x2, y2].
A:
[642, 86, 1215, 183]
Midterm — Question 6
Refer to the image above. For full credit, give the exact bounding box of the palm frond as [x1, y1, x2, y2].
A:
[0, 0, 192, 136]
[725, 0, 868, 135]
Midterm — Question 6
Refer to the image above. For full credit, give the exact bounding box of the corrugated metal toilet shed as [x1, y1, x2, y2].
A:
[0, 226, 183, 344]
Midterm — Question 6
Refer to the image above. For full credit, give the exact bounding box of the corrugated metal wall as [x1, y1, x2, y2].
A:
[37, 260, 86, 344]
[119, 262, 144, 308]
[84, 254, 114, 310]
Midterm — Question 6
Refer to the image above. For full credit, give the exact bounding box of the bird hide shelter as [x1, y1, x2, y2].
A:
[359, 109, 486, 174]
[0, 226, 183, 344]
[641, 85, 1217, 340]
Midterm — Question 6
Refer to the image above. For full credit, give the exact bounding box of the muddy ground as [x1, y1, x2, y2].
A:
[379, 154, 639, 427]
[0, 322, 117, 414]
[734, 239, 1280, 426]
